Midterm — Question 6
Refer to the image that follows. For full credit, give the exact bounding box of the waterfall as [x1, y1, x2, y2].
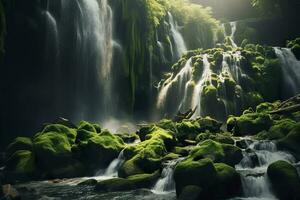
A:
[191, 54, 212, 117]
[157, 58, 192, 111]
[152, 158, 184, 194]
[235, 140, 296, 199]
[168, 12, 187, 59]
[44, 0, 117, 121]
[96, 150, 124, 177]
[222, 22, 238, 48]
[274, 47, 300, 98]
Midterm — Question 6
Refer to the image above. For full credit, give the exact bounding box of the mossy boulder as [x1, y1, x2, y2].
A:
[174, 158, 217, 196]
[277, 122, 300, 159]
[267, 160, 300, 200]
[119, 126, 175, 177]
[6, 137, 33, 157]
[178, 185, 203, 200]
[5, 150, 35, 175]
[214, 163, 242, 199]
[197, 117, 222, 133]
[196, 132, 234, 145]
[176, 120, 200, 143]
[191, 140, 242, 167]
[115, 133, 139, 143]
[95, 171, 160, 192]
[78, 130, 125, 169]
[256, 118, 296, 140]
[227, 112, 273, 136]
[33, 124, 77, 170]
[76, 121, 99, 142]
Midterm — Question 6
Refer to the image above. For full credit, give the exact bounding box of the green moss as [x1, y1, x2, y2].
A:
[214, 163, 242, 198]
[227, 112, 273, 136]
[189, 140, 242, 166]
[95, 170, 160, 192]
[119, 126, 175, 177]
[277, 122, 300, 159]
[78, 130, 125, 169]
[78, 120, 97, 133]
[256, 101, 280, 113]
[6, 137, 33, 157]
[176, 120, 200, 142]
[267, 160, 300, 200]
[196, 132, 234, 145]
[256, 118, 296, 140]
[6, 150, 35, 175]
[174, 158, 217, 196]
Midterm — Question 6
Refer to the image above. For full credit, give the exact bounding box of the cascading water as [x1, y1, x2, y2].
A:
[274, 47, 300, 98]
[96, 150, 124, 177]
[168, 12, 187, 59]
[234, 139, 296, 199]
[152, 158, 184, 194]
[44, 0, 117, 121]
[157, 58, 192, 113]
[222, 22, 238, 48]
[191, 54, 212, 117]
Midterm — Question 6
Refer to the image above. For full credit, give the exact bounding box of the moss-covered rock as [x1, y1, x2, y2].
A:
[196, 132, 234, 145]
[5, 150, 35, 175]
[227, 112, 273, 136]
[277, 122, 300, 159]
[6, 137, 33, 157]
[178, 185, 203, 200]
[176, 120, 200, 143]
[174, 158, 217, 196]
[33, 124, 76, 170]
[214, 163, 242, 199]
[119, 126, 175, 177]
[115, 133, 139, 143]
[78, 130, 125, 169]
[189, 140, 242, 167]
[95, 170, 160, 192]
[267, 160, 300, 200]
[256, 118, 296, 140]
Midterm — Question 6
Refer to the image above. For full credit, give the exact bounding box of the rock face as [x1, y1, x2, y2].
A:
[267, 160, 300, 200]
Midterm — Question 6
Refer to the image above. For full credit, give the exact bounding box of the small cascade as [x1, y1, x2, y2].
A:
[168, 12, 187, 59]
[274, 47, 300, 98]
[152, 158, 184, 194]
[235, 140, 296, 199]
[222, 22, 238, 48]
[96, 150, 124, 177]
[191, 54, 212, 117]
[157, 58, 192, 111]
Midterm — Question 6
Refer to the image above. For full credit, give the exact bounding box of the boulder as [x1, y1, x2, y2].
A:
[78, 130, 125, 169]
[267, 160, 300, 200]
[178, 185, 203, 200]
[214, 163, 242, 199]
[33, 124, 76, 170]
[174, 158, 217, 196]
[5, 150, 35, 176]
[277, 122, 300, 159]
[119, 126, 175, 177]
[189, 140, 243, 167]
[95, 171, 160, 192]
[78, 179, 98, 186]
[227, 113, 273, 136]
